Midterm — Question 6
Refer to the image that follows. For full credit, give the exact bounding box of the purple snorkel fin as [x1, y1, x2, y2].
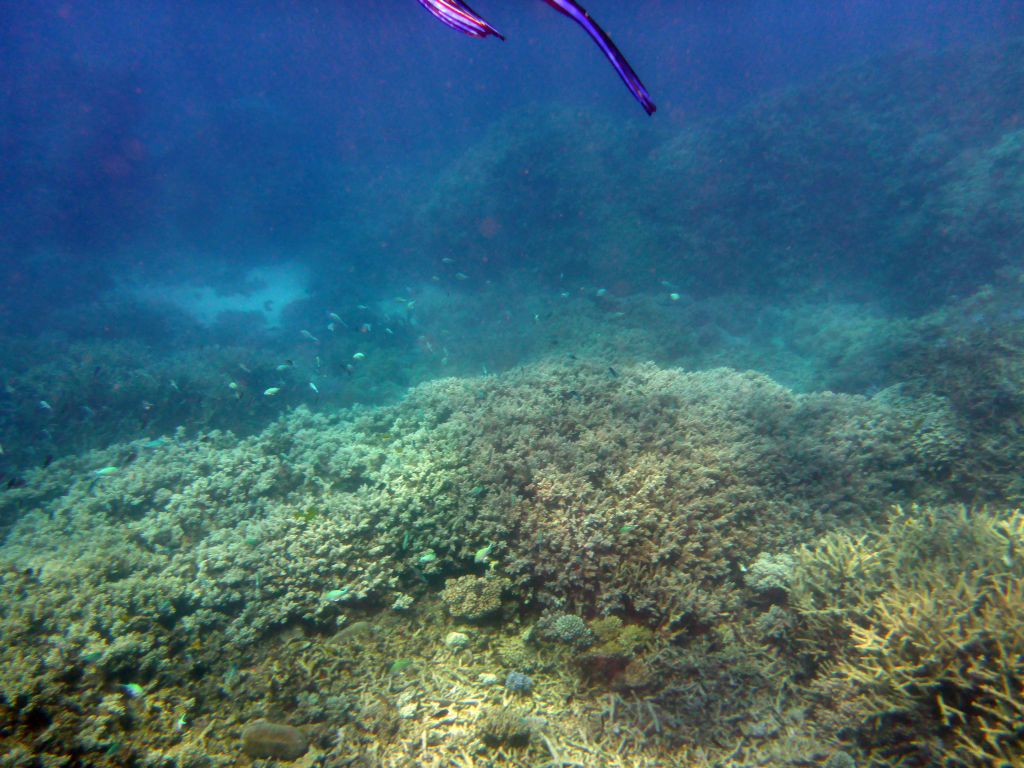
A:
[416, 0, 504, 40]
[540, 0, 656, 115]
[416, 0, 655, 114]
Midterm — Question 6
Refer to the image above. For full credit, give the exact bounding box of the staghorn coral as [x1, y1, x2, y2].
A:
[792, 505, 1024, 768]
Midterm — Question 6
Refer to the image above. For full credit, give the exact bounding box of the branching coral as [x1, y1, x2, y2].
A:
[792, 505, 1024, 767]
[0, 359, 992, 764]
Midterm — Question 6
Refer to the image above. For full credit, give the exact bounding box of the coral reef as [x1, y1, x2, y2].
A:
[791, 505, 1024, 767]
[1, 22, 1024, 768]
[0, 358, 937, 765]
[412, 39, 1024, 306]
[0, 354, 1020, 765]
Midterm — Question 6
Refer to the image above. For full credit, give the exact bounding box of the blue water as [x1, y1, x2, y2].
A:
[3, 4, 1024, 765]
[0, 0, 1022, 468]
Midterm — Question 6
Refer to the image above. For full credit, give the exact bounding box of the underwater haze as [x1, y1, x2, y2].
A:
[3, 1, 1024, 766]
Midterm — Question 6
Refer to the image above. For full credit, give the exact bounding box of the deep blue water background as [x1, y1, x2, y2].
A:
[3, 0, 1022, 328]
[2, 0, 1024, 473]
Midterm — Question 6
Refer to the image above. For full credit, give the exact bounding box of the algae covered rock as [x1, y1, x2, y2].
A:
[504, 670, 534, 694]
[824, 751, 857, 768]
[495, 634, 542, 672]
[240, 719, 309, 761]
[444, 630, 471, 649]
[440, 574, 509, 621]
[579, 616, 654, 681]
[354, 697, 400, 737]
[476, 706, 531, 748]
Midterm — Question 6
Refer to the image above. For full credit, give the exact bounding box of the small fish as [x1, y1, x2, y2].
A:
[300, 330, 320, 343]
[352, 352, 366, 360]
[327, 322, 336, 333]
[276, 361, 293, 371]
[359, 323, 372, 334]
[329, 312, 343, 323]
[94, 466, 119, 476]
[474, 542, 495, 564]
[384, 327, 394, 335]
[263, 387, 282, 397]
[441, 257, 455, 264]
[669, 292, 681, 301]
[38, 400, 52, 411]
[314, 356, 322, 370]
[308, 381, 319, 394]
[596, 288, 607, 297]
[454, 272, 469, 280]
[238, 363, 253, 374]
[122, 683, 144, 699]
